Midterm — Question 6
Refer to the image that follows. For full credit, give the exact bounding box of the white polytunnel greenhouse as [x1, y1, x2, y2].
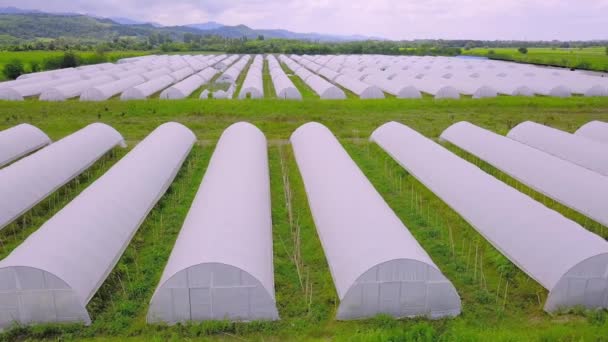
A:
[197, 67, 220, 83]
[290, 122, 461, 320]
[239, 55, 264, 99]
[214, 55, 238, 71]
[147, 122, 278, 324]
[585, 85, 608, 97]
[160, 74, 207, 100]
[107, 67, 147, 80]
[16, 67, 77, 80]
[440, 122, 608, 227]
[217, 55, 250, 84]
[370, 121, 608, 312]
[0, 75, 82, 101]
[333, 75, 384, 99]
[141, 67, 172, 81]
[294, 66, 313, 83]
[306, 74, 346, 99]
[169, 67, 195, 82]
[0, 76, 52, 90]
[575, 121, 608, 144]
[317, 67, 341, 81]
[0, 122, 195, 329]
[39, 75, 115, 101]
[283, 55, 346, 99]
[267, 55, 301, 100]
[0, 124, 51, 168]
[0, 123, 126, 230]
[363, 74, 422, 99]
[434, 86, 461, 99]
[80, 75, 145, 101]
[390, 71, 461, 99]
[507, 121, 608, 176]
[121, 75, 175, 100]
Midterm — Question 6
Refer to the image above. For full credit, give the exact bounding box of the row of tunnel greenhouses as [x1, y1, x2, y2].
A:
[1, 54, 607, 101]
[0, 119, 607, 329]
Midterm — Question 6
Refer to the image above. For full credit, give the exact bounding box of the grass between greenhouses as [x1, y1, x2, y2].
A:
[0, 97, 608, 340]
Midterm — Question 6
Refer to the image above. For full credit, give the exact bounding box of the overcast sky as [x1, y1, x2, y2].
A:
[4, 0, 608, 40]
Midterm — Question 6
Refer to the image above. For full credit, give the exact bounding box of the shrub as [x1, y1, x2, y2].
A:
[42, 55, 62, 70]
[60, 51, 79, 68]
[518, 47, 528, 54]
[2, 59, 24, 79]
[29, 61, 41, 73]
[42, 51, 81, 71]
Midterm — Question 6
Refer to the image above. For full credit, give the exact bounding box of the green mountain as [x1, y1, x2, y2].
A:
[0, 13, 205, 41]
[0, 11, 377, 43]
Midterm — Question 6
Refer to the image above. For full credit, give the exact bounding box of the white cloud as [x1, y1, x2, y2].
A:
[4, 0, 608, 40]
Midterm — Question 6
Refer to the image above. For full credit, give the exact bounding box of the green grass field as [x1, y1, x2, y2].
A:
[463, 47, 608, 72]
[0, 97, 608, 341]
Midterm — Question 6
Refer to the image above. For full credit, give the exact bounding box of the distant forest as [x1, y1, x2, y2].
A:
[5, 34, 608, 56]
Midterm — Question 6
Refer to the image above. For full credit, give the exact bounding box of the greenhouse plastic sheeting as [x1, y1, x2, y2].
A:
[440, 122, 608, 227]
[148, 122, 278, 324]
[0, 122, 195, 329]
[0, 124, 51, 168]
[575, 121, 608, 145]
[371, 121, 608, 312]
[508, 121, 608, 176]
[291, 122, 461, 320]
[0, 123, 126, 230]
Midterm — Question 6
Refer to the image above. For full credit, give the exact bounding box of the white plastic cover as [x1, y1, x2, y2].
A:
[16, 68, 77, 80]
[371, 121, 608, 312]
[440, 122, 608, 227]
[169, 67, 195, 82]
[0, 75, 82, 101]
[0, 123, 126, 229]
[291, 122, 461, 320]
[159, 75, 205, 99]
[364, 74, 421, 98]
[575, 121, 608, 144]
[267, 55, 301, 100]
[196, 67, 219, 83]
[39, 76, 114, 101]
[283, 55, 345, 99]
[141, 67, 172, 81]
[333, 75, 384, 99]
[239, 56, 264, 99]
[508, 121, 608, 176]
[0, 122, 195, 329]
[217, 55, 250, 84]
[80, 75, 145, 101]
[585, 85, 608, 97]
[121, 75, 174, 100]
[148, 122, 278, 324]
[0, 124, 51, 168]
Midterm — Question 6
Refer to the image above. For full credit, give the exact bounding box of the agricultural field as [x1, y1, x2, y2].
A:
[463, 47, 608, 72]
[0, 97, 607, 341]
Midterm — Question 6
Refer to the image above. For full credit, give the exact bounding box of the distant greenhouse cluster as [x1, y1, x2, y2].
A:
[0, 54, 607, 101]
